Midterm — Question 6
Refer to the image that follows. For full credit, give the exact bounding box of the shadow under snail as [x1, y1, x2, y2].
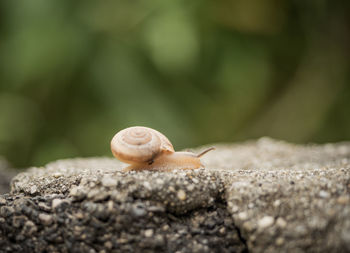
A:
[111, 126, 214, 171]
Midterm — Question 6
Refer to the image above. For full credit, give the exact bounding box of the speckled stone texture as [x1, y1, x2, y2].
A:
[1, 138, 350, 253]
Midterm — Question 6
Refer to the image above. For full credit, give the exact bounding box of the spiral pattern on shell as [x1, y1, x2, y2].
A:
[111, 126, 174, 164]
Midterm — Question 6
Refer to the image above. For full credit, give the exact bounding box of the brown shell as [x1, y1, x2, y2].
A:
[111, 126, 174, 164]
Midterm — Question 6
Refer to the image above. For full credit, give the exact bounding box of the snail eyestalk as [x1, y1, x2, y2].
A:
[197, 147, 215, 158]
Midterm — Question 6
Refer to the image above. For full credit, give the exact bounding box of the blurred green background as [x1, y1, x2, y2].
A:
[0, 0, 349, 168]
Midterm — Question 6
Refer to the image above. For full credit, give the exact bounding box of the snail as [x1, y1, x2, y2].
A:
[111, 126, 214, 171]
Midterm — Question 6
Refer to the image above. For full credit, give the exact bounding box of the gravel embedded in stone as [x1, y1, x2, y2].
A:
[319, 190, 330, 198]
[101, 175, 117, 187]
[276, 217, 287, 228]
[52, 199, 64, 209]
[177, 189, 186, 201]
[144, 229, 154, 237]
[38, 213, 53, 226]
[258, 216, 274, 229]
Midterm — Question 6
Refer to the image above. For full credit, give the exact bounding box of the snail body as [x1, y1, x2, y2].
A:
[111, 126, 214, 171]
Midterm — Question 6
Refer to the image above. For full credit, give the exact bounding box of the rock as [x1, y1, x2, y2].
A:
[51, 199, 65, 209]
[144, 229, 154, 237]
[38, 213, 53, 226]
[219, 138, 350, 253]
[177, 189, 187, 201]
[131, 203, 147, 218]
[257, 216, 274, 229]
[0, 197, 6, 205]
[101, 175, 117, 187]
[319, 190, 330, 198]
[276, 217, 287, 228]
[0, 206, 14, 217]
[69, 186, 87, 201]
[0, 137, 349, 252]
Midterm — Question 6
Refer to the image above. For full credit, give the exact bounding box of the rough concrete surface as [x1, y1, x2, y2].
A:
[1, 137, 350, 252]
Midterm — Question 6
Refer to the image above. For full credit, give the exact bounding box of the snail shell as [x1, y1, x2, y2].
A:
[111, 126, 214, 171]
[111, 126, 174, 165]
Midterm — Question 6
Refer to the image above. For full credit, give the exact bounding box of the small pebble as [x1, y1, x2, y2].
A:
[30, 185, 37, 194]
[23, 220, 37, 236]
[74, 212, 84, 219]
[0, 206, 14, 217]
[144, 229, 154, 237]
[131, 204, 146, 217]
[69, 186, 86, 200]
[219, 227, 226, 234]
[273, 200, 281, 207]
[243, 221, 255, 232]
[101, 176, 117, 187]
[276, 217, 287, 228]
[337, 195, 349, 204]
[177, 190, 186, 201]
[38, 202, 51, 211]
[154, 234, 165, 246]
[276, 237, 285, 246]
[53, 172, 62, 178]
[104, 241, 113, 249]
[52, 199, 64, 209]
[238, 212, 248, 221]
[0, 197, 6, 205]
[230, 205, 239, 213]
[187, 184, 195, 191]
[143, 182, 151, 190]
[39, 213, 53, 226]
[155, 179, 164, 185]
[258, 216, 274, 229]
[319, 190, 330, 198]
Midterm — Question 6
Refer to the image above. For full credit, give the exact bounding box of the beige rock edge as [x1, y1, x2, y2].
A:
[10, 137, 350, 252]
